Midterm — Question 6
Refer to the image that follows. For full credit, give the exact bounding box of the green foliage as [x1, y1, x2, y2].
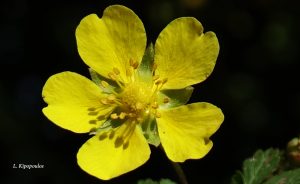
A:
[231, 148, 282, 184]
[137, 178, 176, 184]
[264, 168, 300, 184]
[231, 148, 300, 184]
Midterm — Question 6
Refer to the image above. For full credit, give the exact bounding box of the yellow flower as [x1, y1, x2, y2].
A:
[42, 5, 224, 180]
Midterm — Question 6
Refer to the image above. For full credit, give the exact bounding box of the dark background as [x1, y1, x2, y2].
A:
[1, 0, 300, 183]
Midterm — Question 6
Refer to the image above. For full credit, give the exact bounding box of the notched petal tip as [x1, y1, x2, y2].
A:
[75, 4, 146, 82]
[154, 16, 220, 89]
[156, 102, 223, 162]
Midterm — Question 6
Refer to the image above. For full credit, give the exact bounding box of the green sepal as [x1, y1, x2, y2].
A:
[158, 86, 194, 109]
[141, 115, 160, 147]
[137, 43, 155, 82]
[88, 68, 118, 93]
[264, 168, 300, 184]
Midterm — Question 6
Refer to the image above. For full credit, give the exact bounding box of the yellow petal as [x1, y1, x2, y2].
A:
[154, 17, 219, 89]
[42, 72, 114, 133]
[156, 102, 224, 162]
[76, 5, 146, 82]
[77, 123, 150, 180]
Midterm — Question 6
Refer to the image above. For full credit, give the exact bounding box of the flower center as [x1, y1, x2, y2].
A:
[99, 59, 168, 123]
[88, 59, 170, 148]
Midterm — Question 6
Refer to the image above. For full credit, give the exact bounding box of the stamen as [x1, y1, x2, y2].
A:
[129, 58, 138, 69]
[152, 101, 158, 109]
[128, 113, 136, 118]
[88, 107, 97, 111]
[101, 81, 109, 88]
[110, 113, 118, 119]
[136, 102, 144, 110]
[108, 72, 117, 81]
[152, 63, 157, 71]
[119, 112, 127, 119]
[100, 98, 109, 105]
[113, 67, 120, 75]
[109, 130, 115, 139]
[129, 58, 134, 66]
[121, 121, 137, 145]
[107, 94, 116, 101]
[123, 141, 129, 149]
[99, 132, 108, 140]
[155, 111, 161, 118]
[163, 97, 170, 103]
[132, 61, 139, 69]
[137, 117, 143, 123]
[126, 68, 132, 77]
[155, 80, 162, 85]
[88, 111, 98, 116]
[89, 120, 97, 124]
[162, 78, 168, 84]
[152, 75, 159, 81]
[114, 136, 124, 148]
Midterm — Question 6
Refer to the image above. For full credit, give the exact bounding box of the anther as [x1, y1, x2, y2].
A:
[132, 61, 139, 69]
[128, 113, 135, 118]
[107, 94, 116, 101]
[155, 80, 162, 85]
[108, 72, 117, 81]
[110, 113, 119, 119]
[136, 102, 144, 110]
[152, 101, 158, 109]
[119, 112, 127, 119]
[100, 98, 109, 105]
[162, 78, 168, 84]
[152, 63, 157, 71]
[152, 75, 159, 81]
[99, 132, 108, 140]
[126, 68, 132, 77]
[109, 131, 115, 139]
[137, 117, 143, 123]
[163, 97, 170, 103]
[129, 58, 138, 69]
[113, 67, 120, 75]
[101, 81, 109, 88]
[123, 141, 129, 149]
[88, 107, 97, 111]
[155, 111, 161, 118]
[129, 58, 134, 66]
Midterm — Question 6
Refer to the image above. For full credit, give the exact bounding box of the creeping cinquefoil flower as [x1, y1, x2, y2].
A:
[42, 5, 224, 180]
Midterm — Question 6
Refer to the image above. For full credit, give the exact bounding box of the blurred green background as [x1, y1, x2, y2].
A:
[1, 0, 300, 183]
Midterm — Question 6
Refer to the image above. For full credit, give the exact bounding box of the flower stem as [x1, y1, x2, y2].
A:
[170, 161, 189, 184]
[159, 145, 189, 184]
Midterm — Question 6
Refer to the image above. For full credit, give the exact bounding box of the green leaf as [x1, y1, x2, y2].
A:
[231, 171, 243, 184]
[137, 178, 177, 184]
[263, 168, 300, 184]
[141, 115, 160, 147]
[159, 179, 177, 184]
[158, 86, 194, 109]
[231, 148, 282, 184]
[137, 43, 155, 82]
[137, 178, 159, 184]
